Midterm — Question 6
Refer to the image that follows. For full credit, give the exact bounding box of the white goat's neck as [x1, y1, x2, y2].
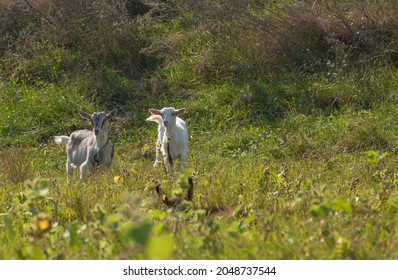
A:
[165, 125, 175, 140]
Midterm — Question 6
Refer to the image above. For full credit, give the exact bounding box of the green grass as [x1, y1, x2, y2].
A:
[2, 91, 398, 259]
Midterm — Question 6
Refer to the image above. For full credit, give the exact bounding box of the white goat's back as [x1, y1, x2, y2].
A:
[172, 117, 188, 153]
[176, 117, 187, 130]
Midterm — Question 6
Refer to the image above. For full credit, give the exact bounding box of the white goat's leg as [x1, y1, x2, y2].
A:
[162, 142, 174, 176]
[179, 153, 187, 171]
[164, 157, 174, 177]
[154, 142, 163, 167]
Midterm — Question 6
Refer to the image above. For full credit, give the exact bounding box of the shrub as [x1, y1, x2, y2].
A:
[174, 0, 398, 78]
[0, 0, 156, 82]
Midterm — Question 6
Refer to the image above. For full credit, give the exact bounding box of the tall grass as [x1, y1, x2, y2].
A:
[0, 146, 31, 184]
[2, 118, 398, 259]
[173, 0, 398, 76]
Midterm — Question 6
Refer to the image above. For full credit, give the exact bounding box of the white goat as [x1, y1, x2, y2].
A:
[146, 107, 188, 175]
[54, 109, 117, 181]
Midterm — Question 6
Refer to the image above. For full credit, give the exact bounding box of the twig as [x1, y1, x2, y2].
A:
[23, 0, 60, 30]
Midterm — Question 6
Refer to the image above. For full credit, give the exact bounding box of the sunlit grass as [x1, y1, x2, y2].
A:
[2, 101, 398, 259]
[2, 67, 398, 259]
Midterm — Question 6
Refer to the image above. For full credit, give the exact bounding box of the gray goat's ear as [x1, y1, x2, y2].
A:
[79, 111, 92, 120]
[106, 109, 118, 119]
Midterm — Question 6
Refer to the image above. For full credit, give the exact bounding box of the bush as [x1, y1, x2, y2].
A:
[173, 0, 398, 78]
[0, 0, 165, 111]
[0, 0, 157, 82]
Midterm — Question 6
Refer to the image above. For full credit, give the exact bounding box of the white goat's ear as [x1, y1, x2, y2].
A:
[175, 108, 186, 115]
[79, 111, 92, 120]
[106, 109, 118, 119]
[149, 109, 161, 115]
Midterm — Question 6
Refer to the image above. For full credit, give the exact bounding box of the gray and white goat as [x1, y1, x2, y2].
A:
[54, 110, 117, 181]
[146, 107, 188, 175]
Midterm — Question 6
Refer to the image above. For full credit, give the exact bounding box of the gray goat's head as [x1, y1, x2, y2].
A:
[79, 109, 117, 135]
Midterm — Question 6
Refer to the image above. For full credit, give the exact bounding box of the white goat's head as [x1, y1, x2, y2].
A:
[79, 109, 117, 135]
[149, 107, 186, 128]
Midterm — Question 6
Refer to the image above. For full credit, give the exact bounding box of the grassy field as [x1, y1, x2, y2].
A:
[1, 0, 398, 259]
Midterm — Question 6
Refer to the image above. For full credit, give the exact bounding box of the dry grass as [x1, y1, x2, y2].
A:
[0, 146, 31, 184]
[173, 0, 398, 76]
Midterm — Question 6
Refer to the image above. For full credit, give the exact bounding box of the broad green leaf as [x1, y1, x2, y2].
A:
[68, 221, 84, 253]
[228, 221, 242, 238]
[146, 234, 174, 259]
[120, 222, 151, 246]
[331, 199, 352, 215]
[150, 209, 167, 221]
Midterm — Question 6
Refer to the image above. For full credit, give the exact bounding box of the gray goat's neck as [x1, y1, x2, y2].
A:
[95, 129, 109, 150]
